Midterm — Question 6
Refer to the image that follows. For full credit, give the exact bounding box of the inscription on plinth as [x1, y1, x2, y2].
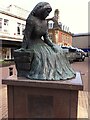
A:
[28, 95, 53, 118]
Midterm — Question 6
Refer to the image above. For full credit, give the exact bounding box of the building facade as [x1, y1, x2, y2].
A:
[47, 9, 72, 46]
[0, 5, 29, 60]
[48, 28, 72, 46]
[72, 33, 90, 51]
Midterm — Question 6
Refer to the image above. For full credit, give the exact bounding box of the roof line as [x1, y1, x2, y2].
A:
[0, 9, 26, 21]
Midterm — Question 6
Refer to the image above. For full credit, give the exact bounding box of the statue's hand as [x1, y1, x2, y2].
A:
[19, 47, 25, 51]
[52, 45, 60, 53]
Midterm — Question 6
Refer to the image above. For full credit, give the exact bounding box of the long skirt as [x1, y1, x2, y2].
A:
[23, 41, 76, 80]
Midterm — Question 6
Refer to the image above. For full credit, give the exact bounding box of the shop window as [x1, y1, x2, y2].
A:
[2, 48, 11, 60]
[9, 67, 13, 76]
[0, 47, 2, 60]
[2, 48, 7, 60]
[0, 18, 2, 31]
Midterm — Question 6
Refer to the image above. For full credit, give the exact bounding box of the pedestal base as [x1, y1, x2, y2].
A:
[2, 72, 83, 119]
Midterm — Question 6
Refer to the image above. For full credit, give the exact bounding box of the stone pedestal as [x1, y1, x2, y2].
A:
[2, 72, 83, 119]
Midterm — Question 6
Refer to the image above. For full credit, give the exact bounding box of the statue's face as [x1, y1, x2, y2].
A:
[42, 7, 52, 19]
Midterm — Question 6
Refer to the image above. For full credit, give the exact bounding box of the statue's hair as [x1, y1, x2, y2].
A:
[30, 2, 52, 16]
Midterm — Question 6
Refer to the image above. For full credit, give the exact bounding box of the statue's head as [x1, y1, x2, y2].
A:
[31, 2, 52, 19]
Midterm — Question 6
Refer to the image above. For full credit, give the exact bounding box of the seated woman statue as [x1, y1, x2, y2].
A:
[14, 2, 76, 80]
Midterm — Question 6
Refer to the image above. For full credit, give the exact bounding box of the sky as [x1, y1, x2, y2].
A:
[0, 0, 89, 34]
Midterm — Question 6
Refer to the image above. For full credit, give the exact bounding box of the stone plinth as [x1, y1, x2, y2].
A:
[2, 72, 83, 119]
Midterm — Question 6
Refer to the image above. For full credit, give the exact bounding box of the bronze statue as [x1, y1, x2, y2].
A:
[14, 2, 76, 80]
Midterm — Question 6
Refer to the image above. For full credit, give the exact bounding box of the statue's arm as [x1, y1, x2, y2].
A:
[43, 30, 59, 53]
[22, 17, 34, 49]
[43, 30, 54, 47]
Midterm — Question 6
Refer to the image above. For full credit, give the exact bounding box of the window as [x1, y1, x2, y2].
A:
[17, 23, 21, 35]
[62, 34, 64, 40]
[4, 19, 8, 25]
[17, 23, 25, 35]
[9, 67, 13, 76]
[0, 18, 2, 31]
[4, 19, 9, 32]
[22, 24, 25, 35]
[59, 22, 62, 29]
[49, 33, 53, 40]
[48, 21, 54, 29]
[0, 47, 2, 60]
[49, 23, 53, 29]
[2, 48, 11, 60]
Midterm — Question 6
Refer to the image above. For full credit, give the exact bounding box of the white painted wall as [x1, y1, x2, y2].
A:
[0, 12, 26, 41]
[0, 5, 29, 41]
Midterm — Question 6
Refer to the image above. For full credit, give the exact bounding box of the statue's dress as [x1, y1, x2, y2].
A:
[26, 40, 75, 80]
[15, 16, 76, 80]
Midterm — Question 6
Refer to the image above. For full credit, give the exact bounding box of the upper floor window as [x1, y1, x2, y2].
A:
[22, 24, 25, 35]
[48, 21, 54, 29]
[49, 33, 53, 40]
[17, 22, 21, 35]
[58, 22, 62, 29]
[4, 19, 8, 25]
[3, 19, 9, 32]
[0, 18, 2, 31]
[17, 23, 25, 35]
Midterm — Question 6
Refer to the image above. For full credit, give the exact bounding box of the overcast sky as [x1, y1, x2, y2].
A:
[0, 0, 89, 34]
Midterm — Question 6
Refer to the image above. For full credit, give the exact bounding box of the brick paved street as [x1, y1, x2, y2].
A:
[72, 57, 88, 118]
[0, 85, 8, 119]
[0, 57, 89, 119]
[71, 58, 88, 91]
[78, 91, 88, 118]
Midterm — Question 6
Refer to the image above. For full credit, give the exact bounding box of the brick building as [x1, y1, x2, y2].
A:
[47, 9, 73, 46]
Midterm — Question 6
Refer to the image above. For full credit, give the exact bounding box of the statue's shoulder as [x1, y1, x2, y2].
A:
[26, 14, 36, 24]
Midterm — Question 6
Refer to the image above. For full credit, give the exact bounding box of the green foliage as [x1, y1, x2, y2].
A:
[0, 60, 14, 67]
